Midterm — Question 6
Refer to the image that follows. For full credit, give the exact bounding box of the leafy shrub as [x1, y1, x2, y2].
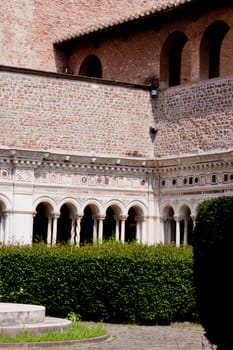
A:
[0, 242, 197, 325]
[193, 196, 233, 349]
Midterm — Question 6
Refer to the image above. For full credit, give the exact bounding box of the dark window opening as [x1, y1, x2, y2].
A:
[79, 55, 102, 78]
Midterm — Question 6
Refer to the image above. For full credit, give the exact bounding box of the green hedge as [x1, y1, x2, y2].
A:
[0, 242, 197, 325]
[193, 196, 233, 349]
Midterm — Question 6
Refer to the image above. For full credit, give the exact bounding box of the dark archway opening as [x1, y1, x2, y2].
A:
[200, 21, 230, 79]
[125, 208, 137, 242]
[160, 31, 188, 88]
[103, 206, 116, 241]
[33, 203, 48, 243]
[80, 206, 93, 245]
[79, 55, 102, 78]
[57, 204, 72, 244]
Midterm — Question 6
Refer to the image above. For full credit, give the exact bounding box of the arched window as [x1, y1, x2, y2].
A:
[125, 207, 137, 243]
[162, 206, 175, 243]
[80, 206, 94, 245]
[33, 203, 49, 243]
[103, 206, 116, 241]
[79, 55, 102, 78]
[160, 32, 189, 88]
[57, 204, 72, 244]
[200, 21, 230, 80]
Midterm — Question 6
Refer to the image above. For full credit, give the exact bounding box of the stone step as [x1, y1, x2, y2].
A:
[0, 316, 72, 337]
[0, 303, 72, 336]
[0, 303, 45, 326]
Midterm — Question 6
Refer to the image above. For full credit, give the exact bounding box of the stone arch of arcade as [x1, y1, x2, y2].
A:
[125, 201, 147, 243]
[0, 194, 11, 244]
[32, 198, 57, 244]
[200, 20, 230, 80]
[57, 199, 80, 244]
[103, 202, 123, 241]
[178, 204, 194, 246]
[161, 202, 194, 246]
[160, 31, 189, 88]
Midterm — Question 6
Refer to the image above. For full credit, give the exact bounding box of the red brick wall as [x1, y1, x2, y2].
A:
[0, 70, 154, 157]
[1, 1, 233, 85]
[68, 4, 233, 85]
[0, 0, 172, 71]
[154, 77, 233, 157]
[0, 69, 232, 159]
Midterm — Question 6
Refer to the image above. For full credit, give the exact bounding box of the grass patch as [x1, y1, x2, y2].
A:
[0, 322, 106, 343]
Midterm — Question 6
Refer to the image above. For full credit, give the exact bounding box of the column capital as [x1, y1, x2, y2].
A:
[174, 216, 182, 222]
[160, 216, 173, 222]
[119, 215, 128, 221]
[51, 212, 60, 219]
[96, 215, 105, 221]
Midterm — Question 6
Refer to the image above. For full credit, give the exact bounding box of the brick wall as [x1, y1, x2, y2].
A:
[0, 70, 154, 157]
[67, 3, 233, 85]
[0, 0, 173, 71]
[154, 77, 233, 157]
[0, 69, 232, 159]
[1, 1, 233, 83]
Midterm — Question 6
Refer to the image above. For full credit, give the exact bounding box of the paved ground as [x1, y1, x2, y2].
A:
[77, 322, 216, 350]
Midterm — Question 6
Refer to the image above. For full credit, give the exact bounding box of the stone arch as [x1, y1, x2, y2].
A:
[160, 31, 189, 88]
[178, 204, 193, 245]
[103, 203, 123, 241]
[57, 202, 78, 244]
[125, 203, 145, 243]
[79, 54, 102, 78]
[80, 201, 102, 245]
[162, 205, 176, 244]
[58, 198, 81, 216]
[200, 20, 230, 80]
[81, 199, 103, 216]
[32, 201, 54, 244]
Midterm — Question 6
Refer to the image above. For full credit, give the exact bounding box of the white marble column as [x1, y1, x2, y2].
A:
[52, 213, 59, 245]
[75, 215, 82, 247]
[93, 216, 98, 242]
[47, 215, 53, 246]
[70, 217, 76, 244]
[136, 216, 143, 243]
[97, 216, 105, 243]
[114, 215, 120, 241]
[175, 216, 181, 247]
[120, 216, 127, 243]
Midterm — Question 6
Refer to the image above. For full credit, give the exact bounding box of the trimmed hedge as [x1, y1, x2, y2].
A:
[0, 242, 197, 325]
[193, 196, 233, 349]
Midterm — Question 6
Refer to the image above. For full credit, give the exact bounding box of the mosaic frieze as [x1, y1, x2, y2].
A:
[34, 169, 147, 189]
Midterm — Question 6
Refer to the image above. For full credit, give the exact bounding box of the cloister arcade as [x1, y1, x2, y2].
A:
[32, 199, 146, 246]
[161, 203, 194, 246]
[0, 195, 196, 247]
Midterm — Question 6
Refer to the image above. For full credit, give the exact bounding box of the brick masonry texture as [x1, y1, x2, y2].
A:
[0, 71, 154, 157]
[0, 70, 232, 158]
[154, 77, 233, 157]
[1, 1, 233, 85]
[0, 0, 187, 72]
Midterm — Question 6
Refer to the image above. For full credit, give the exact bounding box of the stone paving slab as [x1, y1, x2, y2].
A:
[76, 322, 215, 350]
[0, 322, 216, 350]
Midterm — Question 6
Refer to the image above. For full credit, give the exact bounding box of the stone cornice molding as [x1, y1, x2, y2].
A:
[1, 148, 232, 177]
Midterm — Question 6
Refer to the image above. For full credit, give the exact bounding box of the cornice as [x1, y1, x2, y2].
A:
[0, 148, 232, 176]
